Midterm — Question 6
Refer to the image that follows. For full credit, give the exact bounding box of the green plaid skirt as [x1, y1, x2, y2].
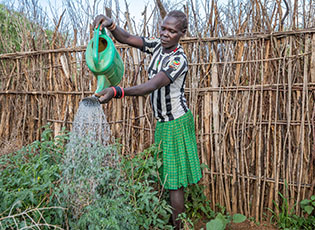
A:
[155, 110, 202, 190]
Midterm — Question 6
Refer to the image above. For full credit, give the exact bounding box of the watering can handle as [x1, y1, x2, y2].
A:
[92, 25, 107, 68]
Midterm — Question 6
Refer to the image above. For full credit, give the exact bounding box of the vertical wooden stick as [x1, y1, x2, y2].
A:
[296, 34, 310, 214]
[211, 48, 225, 208]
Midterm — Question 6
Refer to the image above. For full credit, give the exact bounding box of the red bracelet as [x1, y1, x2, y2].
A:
[111, 87, 117, 97]
[120, 87, 124, 98]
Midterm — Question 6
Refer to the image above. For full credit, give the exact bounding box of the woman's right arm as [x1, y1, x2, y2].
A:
[93, 14, 143, 49]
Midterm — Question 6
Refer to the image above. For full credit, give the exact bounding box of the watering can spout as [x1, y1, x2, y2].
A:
[81, 95, 100, 107]
[95, 75, 111, 94]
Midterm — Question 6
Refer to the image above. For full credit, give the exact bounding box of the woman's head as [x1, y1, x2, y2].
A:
[166, 10, 188, 32]
[160, 10, 188, 52]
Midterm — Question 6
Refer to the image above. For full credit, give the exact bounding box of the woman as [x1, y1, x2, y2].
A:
[93, 10, 202, 229]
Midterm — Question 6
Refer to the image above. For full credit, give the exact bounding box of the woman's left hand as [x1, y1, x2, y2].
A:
[95, 88, 115, 104]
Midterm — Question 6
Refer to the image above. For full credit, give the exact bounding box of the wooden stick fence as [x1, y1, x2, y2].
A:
[0, 30, 314, 221]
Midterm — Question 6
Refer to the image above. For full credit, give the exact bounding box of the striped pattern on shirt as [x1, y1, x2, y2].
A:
[141, 37, 189, 122]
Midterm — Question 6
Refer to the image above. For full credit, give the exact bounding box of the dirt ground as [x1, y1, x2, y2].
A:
[228, 220, 278, 230]
[195, 219, 278, 230]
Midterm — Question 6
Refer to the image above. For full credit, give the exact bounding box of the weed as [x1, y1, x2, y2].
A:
[177, 213, 194, 229]
[269, 191, 315, 229]
[184, 183, 215, 225]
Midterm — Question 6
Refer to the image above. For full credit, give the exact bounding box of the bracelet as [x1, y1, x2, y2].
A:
[112, 86, 124, 98]
[107, 21, 117, 31]
[111, 87, 117, 97]
[120, 86, 124, 98]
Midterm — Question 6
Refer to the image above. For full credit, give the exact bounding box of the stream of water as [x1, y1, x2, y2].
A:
[61, 98, 119, 218]
[70, 98, 111, 145]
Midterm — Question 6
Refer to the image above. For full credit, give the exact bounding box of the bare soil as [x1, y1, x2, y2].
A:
[195, 219, 278, 230]
[0, 138, 22, 157]
[228, 220, 278, 230]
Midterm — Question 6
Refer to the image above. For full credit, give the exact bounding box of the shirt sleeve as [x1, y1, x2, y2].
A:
[141, 37, 160, 54]
[160, 55, 188, 82]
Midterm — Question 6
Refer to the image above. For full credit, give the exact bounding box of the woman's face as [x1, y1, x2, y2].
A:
[160, 16, 185, 52]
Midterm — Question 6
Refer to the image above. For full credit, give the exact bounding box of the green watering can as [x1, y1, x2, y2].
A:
[85, 25, 124, 95]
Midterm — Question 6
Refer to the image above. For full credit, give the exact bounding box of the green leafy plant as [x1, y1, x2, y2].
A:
[269, 191, 297, 229]
[298, 195, 315, 229]
[58, 131, 139, 229]
[205, 212, 246, 230]
[177, 212, 194, 230]
[120, 145, 173, 229]
[0, 124, 68, 229]
[183, 163, 215, 225]
[59, 133, 121, 219]
[184, 183, 215, 225]
[58, 139, 173, 229]
[269, 190, 315, 229]
[300, 195, 315, 215]
[0, 123, 224, 230]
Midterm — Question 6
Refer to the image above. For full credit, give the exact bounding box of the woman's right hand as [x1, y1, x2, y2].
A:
[93, 14, 113, 30]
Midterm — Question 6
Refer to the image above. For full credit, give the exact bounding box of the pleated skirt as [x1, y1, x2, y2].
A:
[155, 110, 202, 190]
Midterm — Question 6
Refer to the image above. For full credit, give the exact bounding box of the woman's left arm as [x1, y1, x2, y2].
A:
[96, 71, 171, 103]
[124, 72, 170, 96]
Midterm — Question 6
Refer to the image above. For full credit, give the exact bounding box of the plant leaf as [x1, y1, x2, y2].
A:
[206, 219, 225, 230]
[232, 213, 247, 223]
[300, 199, 310, 206]
[304, 205, 314, 215]
[216, 213, 228, 225]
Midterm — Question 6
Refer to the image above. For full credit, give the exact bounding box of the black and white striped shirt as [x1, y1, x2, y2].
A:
[141, 37, 189, 122]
